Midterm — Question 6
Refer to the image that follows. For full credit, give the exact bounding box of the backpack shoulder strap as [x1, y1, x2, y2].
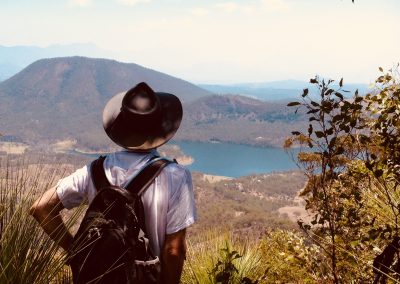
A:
[128, 157, 176, 235]
[90, 155, 110, 192]
[125, 157, 176, 197]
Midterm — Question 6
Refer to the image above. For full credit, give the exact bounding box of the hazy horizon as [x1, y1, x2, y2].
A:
[1, 0, 399, 84]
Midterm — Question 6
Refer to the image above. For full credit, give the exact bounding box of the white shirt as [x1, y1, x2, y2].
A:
[56, 149, 197, 257]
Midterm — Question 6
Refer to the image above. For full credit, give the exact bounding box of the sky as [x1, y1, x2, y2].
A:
[0, 0, 399, 84]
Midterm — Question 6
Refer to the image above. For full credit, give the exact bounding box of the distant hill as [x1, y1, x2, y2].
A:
[0, 44, 115, 81]
[199, 80, 370, 101]
[0, 56, 212, 149]
[190, 170, 306, 236]
[175, 94, 306, 147]
[0, 57, 310, 149]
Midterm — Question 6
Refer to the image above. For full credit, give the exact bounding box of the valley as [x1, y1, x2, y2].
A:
[0, 151, 306, 237]
[0, 55, 310, 234]
[0, 55, 332, 281]
[0, 56, 308, 150]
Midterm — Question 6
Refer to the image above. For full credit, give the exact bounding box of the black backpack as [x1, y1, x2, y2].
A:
[69, 155, 175, 284]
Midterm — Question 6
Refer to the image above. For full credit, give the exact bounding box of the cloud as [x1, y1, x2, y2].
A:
[260, 0, 289, 12]
[215, 2, 240, 13]
[214, 0, 289, 14]
[189, 8, 210, 17]
[69, 0, 92, 7]
[116, 0, 151, 6]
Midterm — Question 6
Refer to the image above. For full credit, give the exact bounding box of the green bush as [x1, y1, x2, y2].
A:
[0, 155, 81, 284]
[182, 231, 263, 284]
[259, 230, 324, 283]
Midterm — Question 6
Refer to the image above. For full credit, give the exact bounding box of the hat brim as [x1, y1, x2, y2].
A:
[103, 91, 182, 151]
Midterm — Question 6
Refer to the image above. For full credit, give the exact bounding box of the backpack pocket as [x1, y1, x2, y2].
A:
[70, 224, 130, 284]
[133, 256, 161, 284]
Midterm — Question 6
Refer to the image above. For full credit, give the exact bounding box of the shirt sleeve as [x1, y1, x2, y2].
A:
[166, 167, 197, 235]
[56, 164, 90, 209]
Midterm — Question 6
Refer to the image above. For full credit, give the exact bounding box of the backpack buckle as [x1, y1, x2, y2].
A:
[88, 227, 101, 239]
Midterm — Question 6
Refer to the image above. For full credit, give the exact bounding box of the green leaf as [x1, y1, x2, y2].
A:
[307, 109, 319, 114]
[355, 96, 363, 103]
[374, 169, 383, 178]
[321, 101, 333, 113]
[337, 146, 345, 155]
[310, 101, 320, 107]
[379, 67, 383, 72]
[332, 114, 343, 123]
[326, 127, 334, 135]
[287, 101, 301, 107]
[365, 161, 373, 171]
[334, 92, 344, 100]
[329, 137, 337, 148]
[359, 134, 371, 144]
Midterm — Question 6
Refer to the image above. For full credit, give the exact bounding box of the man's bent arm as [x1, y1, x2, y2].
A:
[29, 187, 73, 252]
[161, 228, 187, 284]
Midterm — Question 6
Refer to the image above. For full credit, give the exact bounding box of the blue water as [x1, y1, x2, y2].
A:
[72, 141, 299, 178]
[173, 141, 298, 177]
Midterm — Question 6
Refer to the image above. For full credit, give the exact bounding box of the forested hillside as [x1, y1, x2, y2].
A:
[0, 57, 211, 149]
[0, 58, 308, 149]
[177, 94, 307, 147]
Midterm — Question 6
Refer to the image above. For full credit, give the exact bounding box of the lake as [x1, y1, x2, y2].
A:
[173, 141, 298, 177]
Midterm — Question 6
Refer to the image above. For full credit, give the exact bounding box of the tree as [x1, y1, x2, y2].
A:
[286, 66, 400, 283]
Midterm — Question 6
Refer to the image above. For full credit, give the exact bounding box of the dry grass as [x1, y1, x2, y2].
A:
[0, 154, 83, 284]
[0, 142, 29, 154]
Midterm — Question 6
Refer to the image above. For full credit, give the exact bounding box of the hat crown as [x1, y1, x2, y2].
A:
[103, 82, 183, 151]
[122, 83, 160, 116]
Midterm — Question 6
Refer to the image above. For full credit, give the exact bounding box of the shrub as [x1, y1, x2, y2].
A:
[182, 231, 263, 283]
[0, 155, 81, 284]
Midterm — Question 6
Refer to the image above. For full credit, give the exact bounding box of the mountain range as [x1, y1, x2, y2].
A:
[200, 80, 370, 101]
[0, 56, 212, 150]
[0, 56, 305, 150]
[177, 94, 305, 146]
[0, 44, 119, 82]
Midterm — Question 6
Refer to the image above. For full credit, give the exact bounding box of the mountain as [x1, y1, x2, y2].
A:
[0, 44, 115, 81]
[175, 94, 306, 147]
[0, 56, 212, 149]
[199, 80, 370, 101]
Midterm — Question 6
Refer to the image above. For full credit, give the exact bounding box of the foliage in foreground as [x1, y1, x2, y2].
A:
[182, 231, 263, 283]
[0, 156, 80, 284]
[6, 67, 400, 284]
[182, 229, 329, 284]
[1, 154, 323, 284]
[286, 65, 400, 283]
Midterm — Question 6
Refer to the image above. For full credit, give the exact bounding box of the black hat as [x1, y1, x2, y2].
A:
[102, 82, 183, 151]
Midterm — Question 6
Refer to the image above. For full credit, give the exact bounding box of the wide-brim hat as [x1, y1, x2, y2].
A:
[102, 82, 183, 151]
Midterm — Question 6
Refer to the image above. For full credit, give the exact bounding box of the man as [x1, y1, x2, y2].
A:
[30, 82, 197, 284]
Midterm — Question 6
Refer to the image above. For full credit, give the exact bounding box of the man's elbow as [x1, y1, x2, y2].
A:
[29, 202, 46, 221]
[165, 245, 186, 259]
[163, 229, 187, 260]
[29, 187, 63, 221]
[163, 239, 187, 262]
[29, 199, 58, 223]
